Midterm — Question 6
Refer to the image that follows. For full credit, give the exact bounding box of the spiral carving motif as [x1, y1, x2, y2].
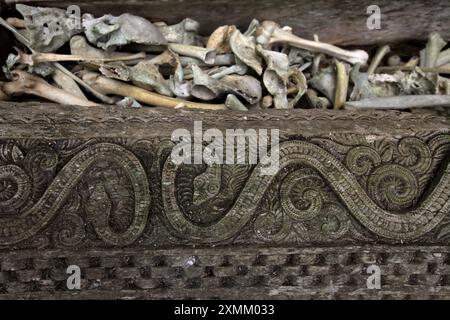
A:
[0, 143, 150, 246]
[345, 146, 381, 176]
[279, 169, 324, 221]
[397, 137, 432, 174]
[0, 165, 30, 211]
[163, 140, 450, 242]
[367, 164, 418, 211]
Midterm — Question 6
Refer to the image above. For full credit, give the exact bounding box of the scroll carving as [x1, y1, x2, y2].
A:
[0, 142, 150, 246]
[0, 131, 450, 249]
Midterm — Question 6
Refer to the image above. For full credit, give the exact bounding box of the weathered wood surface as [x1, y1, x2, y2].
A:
[0, 100, 450, 299]
[1, 102, 450, 250]
[2, 0, 450, 46]
[1, 245, 450, 299]
[1, 0, 450, 299]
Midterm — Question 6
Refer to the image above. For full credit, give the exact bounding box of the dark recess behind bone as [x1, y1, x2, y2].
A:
[2, 0, 450, 46]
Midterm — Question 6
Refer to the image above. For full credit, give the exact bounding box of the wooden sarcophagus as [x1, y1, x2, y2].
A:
[0, 0, 450, 299]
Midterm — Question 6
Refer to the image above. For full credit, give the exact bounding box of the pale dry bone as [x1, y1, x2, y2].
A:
[367, 45, 391, 74]
[376, 65, 450, 75]
[82, 13, 167, 50]
[306, 89, 331, 109]
[156, 18, 200, 45]
[420, 32, 447, 68]
[230, 29, 263, 75]
[207, 25, 237, 54]
[52, 69, 88, 100]
[15, 4, 83, 52]
[255, 21, 369, 65]
[190, 65, 262, 104]
[2, 70, 99, 107]
[333, 60, 349, 109]
[437, 49, 450, 67]
[15, 49, 146, 66]
[82, 72, 227, 110]
[70, 36, 144, 61]
[0, 17, 114, 105]
[225, 94, 248, 111]
[345, 95, 450, 109]
[169, 44, 216, 64]
[387, 55, 402, 67]
[5, 17, 25, 29]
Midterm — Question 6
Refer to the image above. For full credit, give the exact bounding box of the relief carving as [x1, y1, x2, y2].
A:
[0, 130, 449, 249]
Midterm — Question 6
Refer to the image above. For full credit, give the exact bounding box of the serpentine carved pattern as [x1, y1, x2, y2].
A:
[1, 133, 450, 248]
[162, 139, 450, 243]
[0, 143, 150, 246]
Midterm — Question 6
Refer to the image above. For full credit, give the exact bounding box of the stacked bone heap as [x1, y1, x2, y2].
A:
[1, 4, 450, 111]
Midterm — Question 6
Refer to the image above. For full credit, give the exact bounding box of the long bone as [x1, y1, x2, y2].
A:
[82, 72, 227, 110]
[0, 17, 114, 104]
[15, 49, 146, 66]
[255, 21, 369, 65]
[2, 70, 99, 107]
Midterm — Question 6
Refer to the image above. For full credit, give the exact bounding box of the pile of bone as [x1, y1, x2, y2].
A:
[1, 4, 450, 111]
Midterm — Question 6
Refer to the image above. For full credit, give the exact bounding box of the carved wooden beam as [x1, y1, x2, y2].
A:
[0, 102, 450, 297]
[0, 102, 449, 248]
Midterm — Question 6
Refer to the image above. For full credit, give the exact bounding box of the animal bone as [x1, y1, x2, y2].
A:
[350, 65, 435, 101]
[256, 20, 369, 65]
[225, 94, 248, 111]
[257, 46, 289, 108]
[209, 65, 248, 79]
[207, 25, 237, 54]
[99, 62, 130, 81]
[0, 17, 115, 105]
[261, 95, 273, 108]
[179, 54, 236, 67]
[70, 36, 145, 62]
[99, 61, 173, 96]
[243, 19, 260, 37]
[257, 45, 289, 83]
[116, 96, 142, 108]
[191, 65, 261, 103]
[367, 45, 391, 74]
[420, 32, 447, 68]
[387, 55, 402, 67]
[437, 48, 450, 67]
[82, 72, 227, 110]
[333, 60, 349, 109]
[169, 44, 216, 64]
[306, 89, 331, 109]
[156, 18, 200, 45]
[2, 70, 98, 107]
[52, 69, 88, 100]
[15, 49, 146, 66]
[375, 66, 450, 75]
[220, 74, 262, 104]
[15, 4, 83, 52]
[6, 17, 25, 29]
[287, 68, 308, 108]
[229, 29, 263, 75]
[83, 13, 167, 50]
[309, 65, 336, 101]
[129, 61, 173, 96]
[345, 95, 450, 109]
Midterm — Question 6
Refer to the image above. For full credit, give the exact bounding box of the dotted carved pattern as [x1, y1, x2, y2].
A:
[0, 132, 450, 250]
[0, 246, 450, 299]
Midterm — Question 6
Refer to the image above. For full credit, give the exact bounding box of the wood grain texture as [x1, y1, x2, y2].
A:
[2, 0, 450, 46]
